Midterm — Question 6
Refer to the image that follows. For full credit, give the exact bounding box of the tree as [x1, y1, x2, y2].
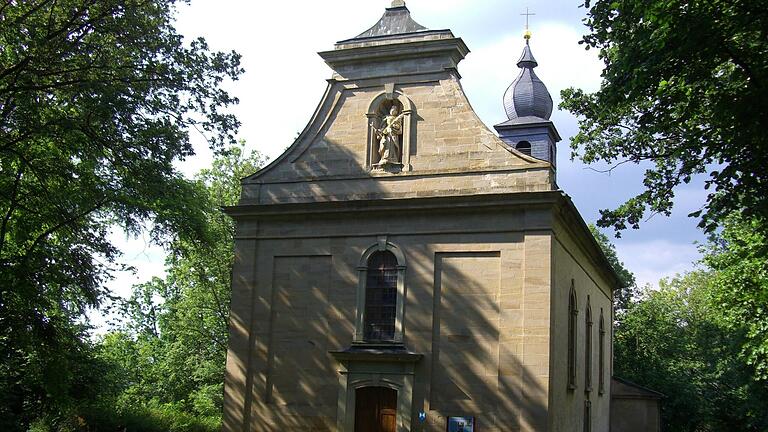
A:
[561, 0, 768, 234]
[99, 146, 264, 430]
[703, 214, 768, 381]
[615, 272, 768, 431]
[0, 1, 242, 429]
[144, 145, 264, 419]
[589, 224, 637, 316]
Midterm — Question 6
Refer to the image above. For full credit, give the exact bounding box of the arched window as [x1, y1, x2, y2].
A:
[583, 400, 592, 432]
[516, 140, 532, 156]
[599, 309, 606, 395]
[568, 280, 578, 390]
[364, 251, 398, 341]
[585, 296, 593, 393]
[355, 239, 406, 344]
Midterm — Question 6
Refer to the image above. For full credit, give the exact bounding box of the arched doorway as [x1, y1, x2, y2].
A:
[354, 387, 397, 432]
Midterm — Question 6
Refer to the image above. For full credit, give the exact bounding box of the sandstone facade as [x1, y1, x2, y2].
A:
[222, 4, 619, 431]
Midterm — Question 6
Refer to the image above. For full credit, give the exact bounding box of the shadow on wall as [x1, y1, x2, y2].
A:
[225, 138, 547, 432]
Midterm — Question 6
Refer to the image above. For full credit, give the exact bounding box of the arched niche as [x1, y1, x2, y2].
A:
[366, 90, 415, 173]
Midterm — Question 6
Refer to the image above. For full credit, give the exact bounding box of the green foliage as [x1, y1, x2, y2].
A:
[703, 214, 768, 380]
[0, 1, 242, 430]
[561, 0, 768, 234]
[615, 272, 768, 431]
[0, 322, 115, 432]
[588, 224, 637, 315]
[94, 146, 264, 430]
[17, 147, 262, 430]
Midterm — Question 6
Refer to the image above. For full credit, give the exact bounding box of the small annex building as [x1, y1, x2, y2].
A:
[222, 2, 622, 431]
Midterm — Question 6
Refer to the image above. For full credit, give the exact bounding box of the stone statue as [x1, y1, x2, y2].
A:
[372, 105, 405, 166]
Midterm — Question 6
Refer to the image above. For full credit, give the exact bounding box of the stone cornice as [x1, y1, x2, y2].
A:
[224, 190, 623, 292]
[330, 348, 423, 364]
[242, 164, 552, 186]
[224, 191, 561, 218]
[319, 36, 469, 70]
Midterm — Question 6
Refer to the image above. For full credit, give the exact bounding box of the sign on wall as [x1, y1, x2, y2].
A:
[447, 416, 475, 432]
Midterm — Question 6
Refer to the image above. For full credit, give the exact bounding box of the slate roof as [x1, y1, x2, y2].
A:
[352, 4, 428, 40]
[495, 116, 551, 127]
[503, 40, 553, 121]
[612, 376, 666, 399]
[517, 43, 538, 68]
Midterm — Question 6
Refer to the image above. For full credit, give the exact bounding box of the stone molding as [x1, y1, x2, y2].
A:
[225, 191, 624, 293]
[330, 348, 422, 432]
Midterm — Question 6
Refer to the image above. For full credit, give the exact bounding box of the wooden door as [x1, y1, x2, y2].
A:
[354, 387, 398, 432]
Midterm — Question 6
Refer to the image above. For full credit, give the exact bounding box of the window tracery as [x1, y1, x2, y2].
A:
[364, 251, 398, 341]
[355, 239, 407, 344]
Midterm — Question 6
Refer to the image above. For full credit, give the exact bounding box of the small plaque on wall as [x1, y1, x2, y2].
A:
[447, 416, 475, 432]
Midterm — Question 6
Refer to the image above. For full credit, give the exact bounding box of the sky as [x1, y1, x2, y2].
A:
[103, 0, 708, 317]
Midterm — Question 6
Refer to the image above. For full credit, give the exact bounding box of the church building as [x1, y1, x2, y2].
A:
[222, 2, 620, 431]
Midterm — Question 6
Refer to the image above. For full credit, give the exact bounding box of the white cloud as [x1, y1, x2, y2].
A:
[615, 239, 701, 289]
[108, 230, 167, 291]
[461, 21, 603, 126]
[173, 1, 385, 163]
[90, 229, 167, 333]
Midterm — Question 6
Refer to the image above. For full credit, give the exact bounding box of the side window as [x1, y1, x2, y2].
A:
[599, 309, 606, 395]
[585, 296, 593, 393]
[583, 400, 592, 432]
[568, 280, 578, 390]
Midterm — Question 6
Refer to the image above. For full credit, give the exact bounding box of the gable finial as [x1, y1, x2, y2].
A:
[521, 7, 535, 42]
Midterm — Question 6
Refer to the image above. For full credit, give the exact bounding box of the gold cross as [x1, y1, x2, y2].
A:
[521, 7, 536, 30]
[521, 7, 535, 40]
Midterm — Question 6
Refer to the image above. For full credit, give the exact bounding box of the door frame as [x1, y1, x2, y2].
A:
[354, 386, 398, 432]
[331, 350, 422, 432]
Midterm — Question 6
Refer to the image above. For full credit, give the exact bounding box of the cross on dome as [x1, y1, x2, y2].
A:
[521, 7, 536, 41]
[501, 10, 554, 121]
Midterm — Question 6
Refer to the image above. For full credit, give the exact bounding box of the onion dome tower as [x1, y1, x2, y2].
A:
[494, 29, 561, 168]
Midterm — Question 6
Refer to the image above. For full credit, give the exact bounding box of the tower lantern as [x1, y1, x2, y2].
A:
[494, 15, 561, 171]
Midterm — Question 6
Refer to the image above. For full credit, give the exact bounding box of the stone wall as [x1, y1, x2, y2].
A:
[241, 72, 553, 205]
[548, 219, 614, 432]
[222, 195, 566, 432]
